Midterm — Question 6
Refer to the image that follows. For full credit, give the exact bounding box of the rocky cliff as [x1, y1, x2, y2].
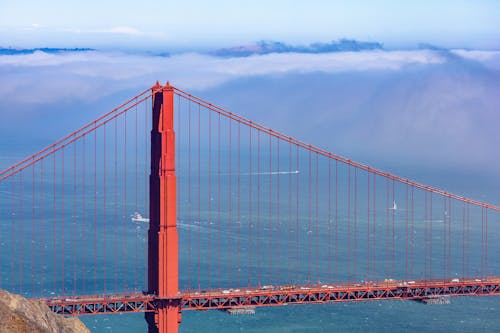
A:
[0, 290, 90, 333]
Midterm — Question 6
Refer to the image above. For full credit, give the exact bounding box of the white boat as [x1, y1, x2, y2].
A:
[390, 201, 397, 210]
[131, 212, 149, 223]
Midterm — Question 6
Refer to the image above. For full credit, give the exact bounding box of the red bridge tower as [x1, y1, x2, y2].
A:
[146, 82, 180, 333]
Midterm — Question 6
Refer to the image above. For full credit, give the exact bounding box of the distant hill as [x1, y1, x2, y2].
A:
[212, 39, 384, 57]
[0, 289, 89, 333]
[0, 47, 94, 55]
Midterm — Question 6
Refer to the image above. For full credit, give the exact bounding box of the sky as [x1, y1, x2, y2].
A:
[0, 1, 499, 203]
[1, 0, 500, 49]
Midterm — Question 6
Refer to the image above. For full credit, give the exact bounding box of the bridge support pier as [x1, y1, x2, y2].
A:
[145, 300, 181, 333]
[147, 82, 180, 333]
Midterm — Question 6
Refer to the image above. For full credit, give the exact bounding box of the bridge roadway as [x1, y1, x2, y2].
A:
[43, 277, 500, 316]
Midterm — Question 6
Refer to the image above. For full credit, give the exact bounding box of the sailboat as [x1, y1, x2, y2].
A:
[389, 200, 397, 210]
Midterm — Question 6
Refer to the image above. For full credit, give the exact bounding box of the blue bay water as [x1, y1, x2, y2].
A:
[2, 202, 497, 331]
[1, 110, 499, 333]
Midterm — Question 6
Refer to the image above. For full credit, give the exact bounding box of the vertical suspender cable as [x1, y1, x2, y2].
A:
[113, 118, 120, 290]
[93, 127, 97, 293]
[277, 139, 281, 284]
[237, 122, 241, 287]
[10, 177, 15, 292]
[61, 148, 65, 295]
[197, 105, 201, 290]
[447, 199, 451, 280]
[443, 197, 446, 280]
[208, 111, 212, 288]
[347, 164, 351, 282]
[485, 208, 488, 276]
[103, 125, 106, 294]
[430, 192, 433, 279]
[315, 153, 319, 283]
[113, 119, 118, 291]
[217, 113, 221, 288]
[424, 191, 427, 280]
[187, 100, 192, 290]
[385, 179, 389, 278]
[257, 131, 261, 283]
[373, 175, 376, 279]
[296, 146, 299, 283]
[177, 95, 183, 289]
[248, 126, 252, 287]
[123, 111, 128, 291]
[289, 141, 293, 283]
[81, 136, 86, 294]
[334, 160, 338, 282]
[135, 100, 139, 290]
[54, 152, 57, 294]
[228, 116, 232, 285]
[391, 180, 395, 278]
[145, 97, 149, 288]
[481, 207, 484, 277]
[405, 184, 409, 280]
[40, 159, 45, 295]
[462, 203, 465, 278]
[465, 203, 470, 276]
[31, 163, 35, 295]
[328, 159, 332, 282]
[353, 167, 357, 281]
[367, 171, 370, 280]
[308, 150, 312, 283]
[411, 186, 414, 278]
[19, 171, 23, 294]
[467, 204, 470, 276]
[73, 142, 77, 295]
[269, 135, 273, 283]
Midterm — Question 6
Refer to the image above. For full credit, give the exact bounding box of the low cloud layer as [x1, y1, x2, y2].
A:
[0, 48, 499, 197]
[0, 49, 448, 104]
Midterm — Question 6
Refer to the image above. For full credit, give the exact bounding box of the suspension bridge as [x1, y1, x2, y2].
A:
[0, 82, 498, 333]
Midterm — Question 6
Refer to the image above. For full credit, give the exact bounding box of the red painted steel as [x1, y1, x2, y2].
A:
[179, 278, 500, 310]
[45, 293, 157, 315]
[44, 278, 500, 316]
[147, 82, 180, 333]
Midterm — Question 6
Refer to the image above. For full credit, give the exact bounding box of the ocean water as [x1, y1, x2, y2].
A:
[1, 100, 499, 333]
[1, 182, 498, 333]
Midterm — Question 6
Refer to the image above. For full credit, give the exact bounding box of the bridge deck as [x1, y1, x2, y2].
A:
[43, 277, 500, 315]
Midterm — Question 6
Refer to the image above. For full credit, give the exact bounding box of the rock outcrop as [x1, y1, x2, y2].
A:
[0, 290, 90, 333]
